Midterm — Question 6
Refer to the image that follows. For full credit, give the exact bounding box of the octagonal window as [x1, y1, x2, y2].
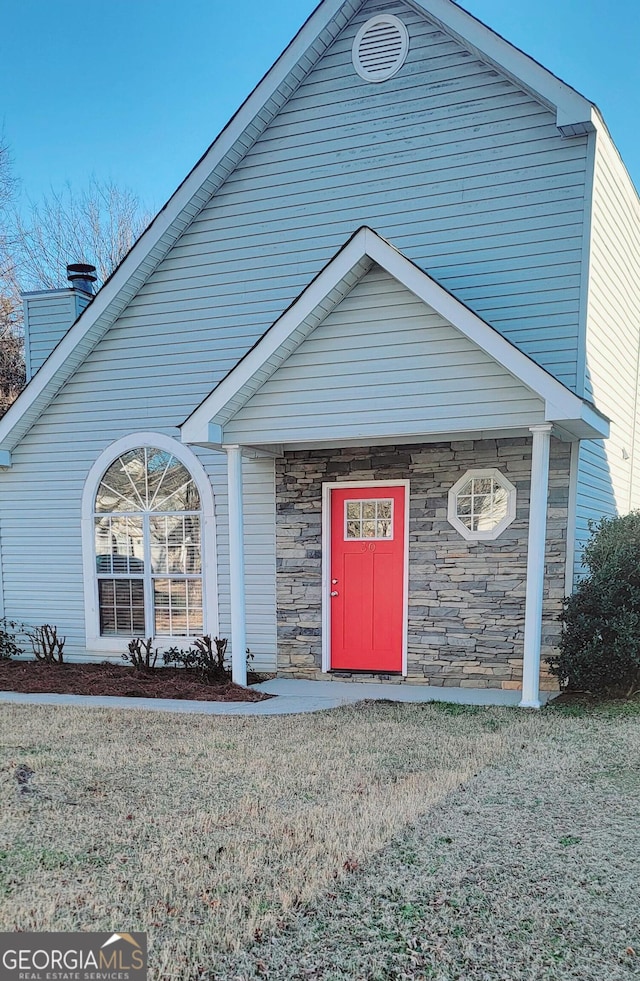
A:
[448, 468, 516, 541]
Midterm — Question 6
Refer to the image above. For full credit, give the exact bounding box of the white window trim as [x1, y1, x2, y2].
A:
[321, 480, 410, 676]
[81, 432, 219, 655]
[447, 467, 516, 541]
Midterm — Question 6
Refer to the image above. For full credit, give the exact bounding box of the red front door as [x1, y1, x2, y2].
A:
[329, 485, 406, 672]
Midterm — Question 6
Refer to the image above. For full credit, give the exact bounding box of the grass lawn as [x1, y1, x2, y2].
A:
[0, 699, 638, 980]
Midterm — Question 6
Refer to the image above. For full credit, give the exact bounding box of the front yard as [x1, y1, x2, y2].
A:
[0, 700, 638, 980]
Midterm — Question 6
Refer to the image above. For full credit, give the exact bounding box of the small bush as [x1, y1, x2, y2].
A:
[123, 637, 158, 672]
[583, 511, 640, 572]
[0, 618, 25, 660]
[164, 635, 230, 684]
[29, 624, 65, 664]
[547, 512, 640, 696]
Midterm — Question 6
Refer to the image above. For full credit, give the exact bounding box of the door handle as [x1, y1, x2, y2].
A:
[330, 590, 339, 597]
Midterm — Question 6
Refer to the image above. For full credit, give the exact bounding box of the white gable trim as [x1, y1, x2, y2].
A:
[407, 0, 596, 135]
[0, 0, 602, 460]
[181, 227, 609, 445]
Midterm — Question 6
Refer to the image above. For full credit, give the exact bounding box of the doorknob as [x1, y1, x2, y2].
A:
[330, 590, 339, 597]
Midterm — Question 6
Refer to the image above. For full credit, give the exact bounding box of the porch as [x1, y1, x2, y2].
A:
[179, 227, 609, 708]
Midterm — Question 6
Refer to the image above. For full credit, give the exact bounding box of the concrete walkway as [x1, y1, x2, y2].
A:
[0, 678, 551, 715]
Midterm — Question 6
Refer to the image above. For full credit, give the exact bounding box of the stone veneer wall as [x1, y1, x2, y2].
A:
[275, 438, 570, 690]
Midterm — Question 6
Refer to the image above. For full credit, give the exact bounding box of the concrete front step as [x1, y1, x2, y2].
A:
[254, 678, 555, 707]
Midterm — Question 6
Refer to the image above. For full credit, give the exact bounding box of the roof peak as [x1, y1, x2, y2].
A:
[0, 0, 607, 457]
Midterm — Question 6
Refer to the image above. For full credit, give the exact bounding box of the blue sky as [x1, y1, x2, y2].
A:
[2, 0, 639, 214]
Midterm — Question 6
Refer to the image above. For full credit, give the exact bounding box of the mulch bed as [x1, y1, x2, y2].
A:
[0, 660, 272, 702]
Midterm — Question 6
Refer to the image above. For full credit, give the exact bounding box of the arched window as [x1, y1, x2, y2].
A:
[83, 435, 217, 648]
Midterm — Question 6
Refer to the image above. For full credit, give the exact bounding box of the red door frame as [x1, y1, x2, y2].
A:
[321, 480, 409, 675]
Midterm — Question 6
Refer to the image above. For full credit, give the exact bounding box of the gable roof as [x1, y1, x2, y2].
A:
[0, 0, 601, 465]
[181, 227, 609, 446]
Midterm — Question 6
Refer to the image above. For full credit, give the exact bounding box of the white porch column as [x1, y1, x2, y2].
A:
[520, 423, 553, 709]
[225, 444, 247, 687]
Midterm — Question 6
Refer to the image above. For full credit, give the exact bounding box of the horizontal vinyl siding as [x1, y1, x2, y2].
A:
[0, 438, 276, 670]
[0, 0, 588, 649]
[575, 130, 640, 578]
[225, 266, 545, 443]
[125, 0, 587, 389]
[24, 292, 76, 379]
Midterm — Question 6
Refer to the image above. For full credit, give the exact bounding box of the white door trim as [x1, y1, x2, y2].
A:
[321, 480, 410, 676]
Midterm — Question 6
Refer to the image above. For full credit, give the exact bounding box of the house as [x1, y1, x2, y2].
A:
[1, 0, 638, 709]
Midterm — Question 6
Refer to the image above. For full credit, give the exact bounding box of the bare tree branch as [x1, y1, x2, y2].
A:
[10, 176, 152, 291]
[0, 295, 25, 413]
[0, 136, 25, 413]
[0, 137, 151, 415]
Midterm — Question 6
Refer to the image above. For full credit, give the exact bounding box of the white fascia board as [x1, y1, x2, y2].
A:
[182, 226, 608, 446]
[20, 288, 76, 299]
[578, 402, 610, 439]
[542, 400, 608, 439]
[208, 423, 224, 445]
[408, 0, 595, 132]
[362, 230, 599, 428]
[0, 0, 358, 456]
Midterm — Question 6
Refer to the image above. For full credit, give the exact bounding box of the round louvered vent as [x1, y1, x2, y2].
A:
[352, 15, 409, 83]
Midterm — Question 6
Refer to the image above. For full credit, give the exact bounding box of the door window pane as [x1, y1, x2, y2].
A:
[344, 499, 394, 539]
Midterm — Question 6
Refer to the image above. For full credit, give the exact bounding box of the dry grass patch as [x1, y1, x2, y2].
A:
[0, 701, 515, 979]
[228, 704, 640, 981]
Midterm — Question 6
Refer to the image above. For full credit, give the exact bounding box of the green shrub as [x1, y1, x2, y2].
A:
[0, 618, 25, 660]
[164, 635, 230, 683]
[547, 513, 640, 696]
[583, 510, 640, 572]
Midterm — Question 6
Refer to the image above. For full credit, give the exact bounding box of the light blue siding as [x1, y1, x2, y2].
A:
[23, 290, 93, 380]
[24, 291, 75, 380]
[225, 265, 545, 444]
[573, 129, 640, 579]
[0, 0, 590, 655]
[0, 438, 276, 668]
[147, 0, 588, 389]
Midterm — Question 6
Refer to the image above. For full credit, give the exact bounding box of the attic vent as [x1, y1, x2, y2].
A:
[352, 15, 409, 83]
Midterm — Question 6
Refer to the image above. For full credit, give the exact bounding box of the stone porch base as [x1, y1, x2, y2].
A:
[260, 677, 558, 707]
[276, 668, 559, 692]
